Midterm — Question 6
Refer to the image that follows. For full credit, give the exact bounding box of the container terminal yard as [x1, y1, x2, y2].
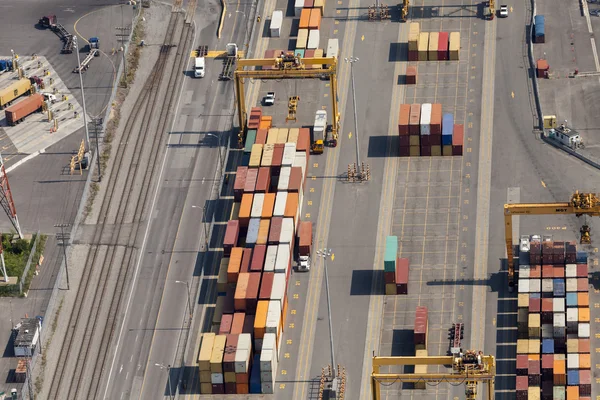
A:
[1, 0, 600, 399]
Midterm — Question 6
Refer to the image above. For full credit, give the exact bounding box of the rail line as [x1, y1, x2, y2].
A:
[47, 5, 194, 400]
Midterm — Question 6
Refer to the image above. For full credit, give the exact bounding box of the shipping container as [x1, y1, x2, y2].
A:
[234, 334, 252, 373]
[262, 193, 275, 218]
[418, 32, 429, 61]
[409, 103, 421, 135]
[223, 220, 240, 255]
[438, 32, 449, 60]
[0, 78, 32, 108]
[210, 335, 227, 373]
[235, 273, 250, 311]
[442, 113, 454, 136]
[244, 168, 258, 193]
[430, 104, 442, 134]
[245, 130, 257, 154]
[199, 333, 217, 371]
[266, 300, 282, 335]
[251, 245, 267, 272]
[398, 104, 410, 135]
[297, 29, 309, 49]
[294, 0, 304, 16]
[264, 245, 277, 271]
[452, 124, 464, 155]
[284, 193, 299, 228]
[247, 218, 260, 247]
[314, 0, 326, 15]
[228, 248, 243, 283]
[449, 32, 460, 60]
[261, 144, 274, 166]
[288, 128, 300, 144]
[298, 221, 313, 256]
[282, 143, 296, 166]
[384, 236, 398, 272]
[408, 22, 420, 51]
[289, 166, 303, 192]
[231, 312, 245, 334]
[255, 167, 271, 193]
[239, 194, 253, 227]
[396, 257, 409, 295]
[280, 218, 295, 244]
[246, 273, 261, 313]
[274, 192, 288, 217]
[251, 193, 265, 219]
[428, 32, 439, 61]
[309, 8, 322, 29]
[275, 244, 291, 274]
[268, 217, 283, 245]
[297, 128, 311, 153]
[414, 306, 428, 346]
[257, 219, 270, 245]
[326, 38, 339, 58]
[408, 49, 418, 62]
[278, 167, 291, 191]
[272, 144, 284, 173]
[312, 49, 324, 68]
[406, 66, 417, 85]
[267, 128, 278, 144]
[234, 167, 248, 201]
[308, 30, 320, 49]
[410, 135, 420, 146]
[5, 93, 44, 126]
[420, 103, 432, 135]
[276, 128, 289, 144]
[254, 300, 268, 338]
[270, 10, 283, 37]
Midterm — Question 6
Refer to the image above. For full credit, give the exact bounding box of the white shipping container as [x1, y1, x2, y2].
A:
[261, 381, 274, 394]
[566, 264, 577, 278]
[326, 38, 339, 58]
[567, 353, 579, 370]
[553, 313, 566, 338]
[294, 0, 304, 16]
[261, 370, 275, 383]
[282, 143, 296, 166]
[567, 308, 578, 329]
[270, 10, 283, 37]
[308, 29, 320, 50]
[275, 244, 290, 274]
[263, 333, 276, 351]
[579, 323, 591, 338]
[541, 279, 553, 292]
[420, 103, 432, 135]
[566, 278, 577, 292]
[271, 273, 286, 305]
[251, 193, 265, 218]
[266, 300, 281, 334]
[518, 279, 529, 293]
[238, 333, 252, 350]
[234, 348, 250, 373]
[294, 152, 307, 176]
[274, 192, 288, 217]
[529, 279, 541, 293]
[520, 265, 530, 279]
[278, 167, 291, 191]
[264, 246, 278, 272]
[281, 218, 295, 244]
[553, 298, 565, 313]
[260, 348, 275, 371]
[211, 373, 224, 384]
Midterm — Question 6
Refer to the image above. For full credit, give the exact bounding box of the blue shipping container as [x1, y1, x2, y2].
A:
[566, 292, 578, 307]
[542, 339, 554, 354]
[442, 135, 453, 146]
[249, 355, 262, 393]
[442, 113, 454, 135]
[241, 153, 250, 167]
[576, 251, 588, 263]
[553, 279, 565, 297]
[247, 218, 260, 246]
[567, 370, 579, 386]
[0, 60, 6, 72]
[534, 15, 545, 37]
[530, 292, 541, 299]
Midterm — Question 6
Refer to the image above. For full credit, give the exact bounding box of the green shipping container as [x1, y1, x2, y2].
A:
[384, 236, 398, 272]
[244, 130, 257, 153]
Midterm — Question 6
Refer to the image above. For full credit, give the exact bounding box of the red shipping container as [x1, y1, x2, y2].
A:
[577, 277, 588, 291]
[553, 266, 565, 278]
[241, 248, 252, 273]
[225, 382, 237, 394]
[259, 272, 275, 300]
[234, 166, 248, 201]
[305, 49, 315, 58]
[384, 271, 395, 284]
[246, 273, 261, 313]
[398, 104, 410, 135]
[399, 146, 410, 157]
[298, 221, 313, 256]
[452, 124, 464, 156]
[430, 104, 442, 135]
[223, 220, 240, 256]
[542, 265, 553, 278]
[579, 338, 590, 352]
[256, 129, 268, 144]
[289, 166, 303, 192]
[297, 128, 311, 153]
[420, 145, 431, 156]
[250, 245, 266, 272]
[405, 66, 417, 85]
[223, 334, 238, 372]
[231, 312, 245, 333]
[414, 306, 428, 345]
[408, 50, 418, 61]
[236, 382, 249, 393]
[268, 217, 283, 244]
[577, 263, 588, 277]
[272, 144, 284, 175]
[438, 32, 449, 61]
[244, 168, 258, 193]
[399, 135, 410, 147]
[5, 93, 44, 126]
[219, 314, 233, 335]
[304, 0, 313, 6]
[396, 257, 409, 294]
[409, 104, 421, 135]
[255, 167, 271, 193]
[516, 376, 528, 390]
[212, 384, 225, 394]
[516, 354, 528, 375]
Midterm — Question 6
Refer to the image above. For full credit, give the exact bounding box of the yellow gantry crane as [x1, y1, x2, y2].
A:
[371, 354, 496, 400]
[400, 0, 494, 21]
[504, 191, 600, 289]
[234, 52, 341, 147]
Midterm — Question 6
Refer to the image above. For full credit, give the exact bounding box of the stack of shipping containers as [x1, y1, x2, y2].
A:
[408, 22, 420, 61]
[198, 108, 312, 395]
[516, 238, 592, 399]
[383, 236, 409, 295]
[414, 306, 429, 390]
[277, 0, 325, 58]
[407, 26, 459, 62]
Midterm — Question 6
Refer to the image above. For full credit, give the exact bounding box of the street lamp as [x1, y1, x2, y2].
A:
[73, 36, 91, 150]
[316, 248, 336, 379]
[344, 57, 362, 180]
[154, 363, 173, 400]
[192, 205, 209, 250]
[205, 133, 225, 176]
[176, 280, 193, 321]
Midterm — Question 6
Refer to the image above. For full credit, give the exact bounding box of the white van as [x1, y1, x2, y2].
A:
[194, 57, 205, 78]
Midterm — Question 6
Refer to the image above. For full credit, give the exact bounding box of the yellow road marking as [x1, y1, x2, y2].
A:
[541, 180, 546, 188]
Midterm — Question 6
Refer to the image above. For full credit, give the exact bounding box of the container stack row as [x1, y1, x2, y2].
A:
[407, 22, 460, 61]
[294, 0, 325, 18]
[414, 306, 429, 390]
[383, 236, 409, 295]
[294, 0, 323, 56]
[398, 103, 464, 157]
[199, 107, 312, 395]
[516, 238, 591, 400]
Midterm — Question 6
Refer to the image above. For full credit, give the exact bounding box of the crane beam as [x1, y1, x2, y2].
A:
[372, 373, 495, 381]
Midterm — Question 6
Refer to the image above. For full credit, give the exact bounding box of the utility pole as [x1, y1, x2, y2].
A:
[91, 118, 103, 181]
[176, 280, 193, 322]
[55, 224, 71, 290]
[316, 249, 336, 379]
[155, 363, 173, 400]
[345, 57, 362, 180]
[205, 133, 225, 177]
[72, 36, 90, 150]
[117, 6, 131, 87]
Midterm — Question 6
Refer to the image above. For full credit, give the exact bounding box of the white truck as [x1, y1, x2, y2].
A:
[194, 57, 205, 78]
[313, 110, 327, 140]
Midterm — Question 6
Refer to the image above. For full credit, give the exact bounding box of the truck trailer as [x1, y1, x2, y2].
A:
[0, 78, 33, 109]
[5, 94, 44, 126]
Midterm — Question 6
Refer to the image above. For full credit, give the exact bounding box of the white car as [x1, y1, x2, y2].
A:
[263, 92, 275, 106]
[298, 255, 311, 272]
[499, 5, 509, 17]
[42, 93, 57, 103]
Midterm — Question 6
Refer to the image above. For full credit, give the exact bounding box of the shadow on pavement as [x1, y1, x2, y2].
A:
[350, 269, 385, 295]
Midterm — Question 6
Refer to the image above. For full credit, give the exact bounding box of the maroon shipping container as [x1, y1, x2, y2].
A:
[289, 167, 303, 192]
[223, 287, 235, 314]
[255, 167, 271, 193]
[420, 135, 431, 147]
[244, 168, 258, 193]
[268, 217, 283, 245]
[529, 298, 540, 312]
[250, 245, 267, 272]
[399, 135, 410, 147]
[212, 384, 225, 394]
[399, 146, 410, 157]
[430, 104, 442, 135]
[263, 49, 276, 70]
[259, 272, 275, 300]
[5, 93, 44, 126]
[231, 312, 245, 334]
[396, 257, 409, 295]
[272, 144, 284, 175]
[409, 104, 421, 135]
[414, 306, 428, 345]
[528, 359, 540, 386]
[438, 32, 449, 61]
[242, 314, 254, 335]
[452, 124, 464, 156]
[246, 273, 261, 313]
[298, 221, 313, 256]
[256, 129, 268, 145]
[530, 241, 541, 254]
[408, 50, 418, 61]
[398, 104, 410, 135]
[577, 263, 588, 277]
[219, 314, 233, 335]
[241, 248, 252, 273]
[297, 128, 311, 153]
[420, 145, 431, 157]
[384, 272, 395, 284]
[516, 354, 528, 375]
[223, 334, 238, 372]
[429, 135, 441, 146]
[223, 220, 240, 256]
[225, 382, 237, 394]
[234, 167, 248, 201]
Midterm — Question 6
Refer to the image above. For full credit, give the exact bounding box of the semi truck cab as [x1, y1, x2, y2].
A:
[194, 57, 205, 78]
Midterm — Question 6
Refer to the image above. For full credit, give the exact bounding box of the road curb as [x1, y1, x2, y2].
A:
[218, 0, 226, 38]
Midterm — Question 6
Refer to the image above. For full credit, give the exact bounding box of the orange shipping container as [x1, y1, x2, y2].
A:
[566, 386, 579, 400]
[259, 120, 271, 130]
[578, 292, 589, 306]
[398, 104, 410, 135]
[239, 194, 253, 227]
[579, 353, 591, 369]
[254, 300, 269, 338]
[579, 307, 590, 322]
[299, 8, 311, 29]
[430, 103, 442, 134]
[227, 248, 243, 284]
[262, 193, 276, 218]
[234, 273, 250, 311]
[284, 192, 299, 226]
[257, 219, 270, 245]
[309, 9, 322, 30]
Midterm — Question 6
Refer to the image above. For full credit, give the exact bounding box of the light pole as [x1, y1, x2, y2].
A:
[73, 36, 90, 150]
[205, 133, 225, 176]
[316, 248, 336, 379]
[192, 205, 209, 250]
[176, 280, 193, 322]
[155, 363, 173, 400]
[345, 57, 362, 179]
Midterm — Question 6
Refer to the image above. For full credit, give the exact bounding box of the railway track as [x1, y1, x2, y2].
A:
[47, 5, 195, 400]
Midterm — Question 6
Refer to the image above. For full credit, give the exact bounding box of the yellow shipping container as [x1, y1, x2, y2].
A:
[277, 128, 289, 143]
[249, 144, 263, 167]
[210, 335, 227, 373]
[428, 32, 439, 61]
[418, 32, 429, 61]
[442, 145, 452, 156]
[385, 283, 396, 295]
[200, 383, 212, 394]
[414, 364, 427, 389]
[409, 145, 420, 157]
[516, 339, 529, 354]
[528, 314, 540, 338]
[314, 0, 326, 15]
[262, 144, 274, 166]
[267, 128, 278, 144]
[518, 294, 529, 308]
[313, 49, 324, 69]
[288, 128, 300, 144]
[528, 339, 540, 354]
[449, 32, 460, 60]
[0, 78, 32, 108]
[416, 349, 428, 357]
[431, 146, 441, 156]
[409, 135, 420, 146]
[297, 29, 309, 49]
[528, 387, 540, 400]
[200, 370, 212, 383]
[198, 333, 216, 371]
[408, 22, 420, 51]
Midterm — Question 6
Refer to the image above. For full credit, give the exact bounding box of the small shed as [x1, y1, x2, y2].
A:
[13, 318, 40, 357]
